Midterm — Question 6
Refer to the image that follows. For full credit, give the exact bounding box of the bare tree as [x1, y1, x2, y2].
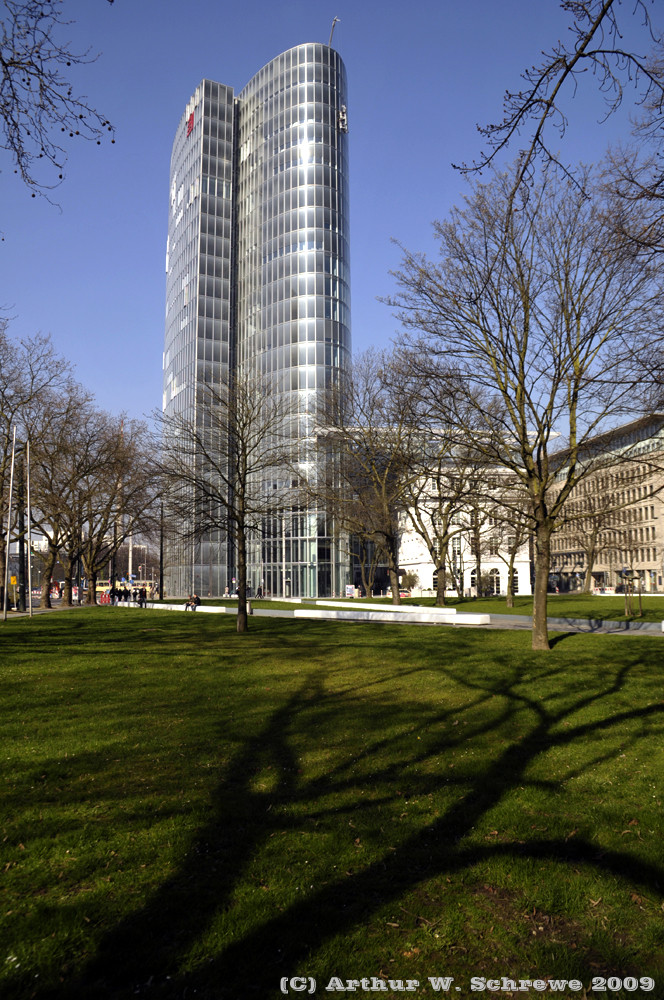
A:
[603, 145, 664, 254]
[0, 321, 71, 608]
[1, 0, 115, 200]
[28, 394, 156, 606]
[158, 371, 294, 633]
[391, 167, 663, 649]
[348, 532, 386, 598]
[459, 1, 664, 408]
[464, 491, 493, 597]
[483, 498, 532, 607]
[27, 381, 93, 606]
[77, 413, 158, 604]
[388, 352, 510, 606]
[400, 439, 473, 607]
[312, 350, 420, 605]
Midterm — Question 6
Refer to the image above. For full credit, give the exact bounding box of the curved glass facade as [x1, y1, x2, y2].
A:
[163, 45, 351, 598]
[236, 45, 351, 384]
[164, 80, 235, 597]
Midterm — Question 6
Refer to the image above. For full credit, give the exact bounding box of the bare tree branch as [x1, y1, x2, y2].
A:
[456, 0, 664, 213]
[0, 0, 115, 201]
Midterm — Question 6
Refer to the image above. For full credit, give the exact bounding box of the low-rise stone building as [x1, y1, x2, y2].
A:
[550, 415, 664, 593]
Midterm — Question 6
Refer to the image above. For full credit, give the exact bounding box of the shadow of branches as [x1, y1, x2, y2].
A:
[16, 624, 664, 1000]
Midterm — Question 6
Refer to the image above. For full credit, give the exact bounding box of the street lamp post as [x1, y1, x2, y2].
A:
[3, 427, 17, 620]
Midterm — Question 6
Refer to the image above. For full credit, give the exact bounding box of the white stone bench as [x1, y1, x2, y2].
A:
[131, 601, 491, 626]
[295, 607, 490, 626]
[316, 600, 456, 616]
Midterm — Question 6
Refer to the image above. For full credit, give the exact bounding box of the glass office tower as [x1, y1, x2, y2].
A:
[163, 44, 351, 597]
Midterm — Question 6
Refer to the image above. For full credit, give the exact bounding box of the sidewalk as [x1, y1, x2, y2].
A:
[475, 612, 663, 635]
[3, 600, 83, 619]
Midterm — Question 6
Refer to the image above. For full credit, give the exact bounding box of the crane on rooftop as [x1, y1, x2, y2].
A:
[328, 16, 340, 46]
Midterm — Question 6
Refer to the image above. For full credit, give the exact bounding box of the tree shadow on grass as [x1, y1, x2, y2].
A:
[18, 629, 664, 1000]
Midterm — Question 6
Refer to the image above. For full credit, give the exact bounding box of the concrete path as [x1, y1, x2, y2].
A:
[487, 612, 663, 635]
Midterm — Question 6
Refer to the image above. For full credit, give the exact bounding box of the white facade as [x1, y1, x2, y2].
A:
[399, 517, 532, 598]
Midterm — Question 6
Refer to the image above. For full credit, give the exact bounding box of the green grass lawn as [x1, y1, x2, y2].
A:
[1, 610, 663, 999]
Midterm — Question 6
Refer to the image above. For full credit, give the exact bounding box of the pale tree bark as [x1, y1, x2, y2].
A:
[435, 559, 447, 605]
[505, 550, 518, 609]
[59, 530, 83, 607]
[467, 501, 490, 597]
[583, 544, 598, 593]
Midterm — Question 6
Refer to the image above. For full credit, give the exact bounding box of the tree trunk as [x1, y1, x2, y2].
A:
[388, 565, 401, 605]
[0, 538, 5, 611]
[39, 549, 57, 609]
[61, 554, 74, 606]
[506, 553, 516, 608]
[435, 560, 447, 606]
[357, 548, 375, 599]
[532, 524, 552, 651]
[583, 542, 597, 593]
[85, 568, 98, 604]
[474, 548, 482, 596]
[236, 526, 248, 633]
[383, 532, 401, 605]
[452, 562, 463, 600]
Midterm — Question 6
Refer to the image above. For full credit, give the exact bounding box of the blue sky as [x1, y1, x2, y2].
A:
[0, 0, 657, 420]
